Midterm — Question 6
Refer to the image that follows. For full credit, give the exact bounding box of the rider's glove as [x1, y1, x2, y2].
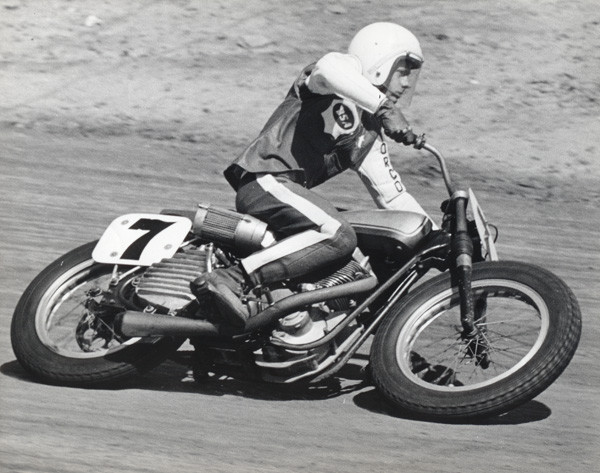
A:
[375, 99, 416, 146]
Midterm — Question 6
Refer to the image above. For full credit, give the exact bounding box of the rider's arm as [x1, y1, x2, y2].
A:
[306, 52, 387, 113]
[353, 137, 439, 229]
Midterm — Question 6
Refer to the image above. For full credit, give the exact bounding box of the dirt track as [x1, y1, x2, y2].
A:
[1, 130, 599, 473]
[1, 1, 599, 472]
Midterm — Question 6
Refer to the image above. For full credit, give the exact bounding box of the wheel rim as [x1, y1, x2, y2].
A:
[35, 259, 141, 359]
[396, 279, 550, 392]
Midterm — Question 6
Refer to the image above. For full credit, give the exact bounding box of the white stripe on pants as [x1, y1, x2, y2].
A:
[241, 174, 342, 275]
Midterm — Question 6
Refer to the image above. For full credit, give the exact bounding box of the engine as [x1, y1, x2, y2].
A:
[135, 238, 372, 383]
[265, 259, 369, 344]
[250, 257, 371, 382]
[134, 245, 209, 311]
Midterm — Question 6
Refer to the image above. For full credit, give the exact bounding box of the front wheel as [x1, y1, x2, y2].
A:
[10, 241, 183, 387]
[370, 261, 581, 421]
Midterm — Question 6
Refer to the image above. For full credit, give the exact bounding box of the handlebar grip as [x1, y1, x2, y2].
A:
[414, 134, 426, 150]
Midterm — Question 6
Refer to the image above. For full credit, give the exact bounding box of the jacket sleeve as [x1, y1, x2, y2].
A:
[353, 137, 439, 229]
[305, 52, 387, 113]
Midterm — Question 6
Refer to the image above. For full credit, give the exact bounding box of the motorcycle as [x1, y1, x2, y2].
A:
[10, 140, 582, 421]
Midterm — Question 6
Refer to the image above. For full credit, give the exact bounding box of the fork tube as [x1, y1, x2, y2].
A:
[453, 195, 476, 337]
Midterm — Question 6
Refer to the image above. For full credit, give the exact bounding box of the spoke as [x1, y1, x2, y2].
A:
[430, 362, 455, 386]
[476, 317, 529, 326]
[47, 296, 88, 331]
[416, 331, 461, 350]
[415, 342, 464, 386]
[443, 335, 492, 385]
[487, 343, 528, 354]
[47, 276, 106, 328]
[486, 355, 503, 377]
[94, 316, 125, 344]
[484, 343, 531, 372]
[44, 274, 125, 352]
[486, 328, 539, 346]
[486, 325, 540, 336]
[450, 345, 471, 377]
[476, 329, 497, 357]
[422, 337, 463, 360]
[402, 283, 551, 390]
[485, 358, 519, 374]
[479, 327, 535, 367]
[486, 346, 529, 362]
[464, 339, 485, 382]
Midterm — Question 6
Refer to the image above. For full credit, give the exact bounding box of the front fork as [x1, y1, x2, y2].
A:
[451, 193, 490, 368]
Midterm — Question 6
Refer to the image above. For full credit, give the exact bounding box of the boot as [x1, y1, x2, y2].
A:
[190, 265, 251, 328]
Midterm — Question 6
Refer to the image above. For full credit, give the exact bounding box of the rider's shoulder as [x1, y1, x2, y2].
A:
[306, 52, 361, 93]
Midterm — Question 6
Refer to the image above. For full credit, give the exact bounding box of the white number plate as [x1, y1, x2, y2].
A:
[92, 214, 192, 266]
[468, 189, 499, 261]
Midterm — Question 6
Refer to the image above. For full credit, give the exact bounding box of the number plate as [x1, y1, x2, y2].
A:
[468, 189, 499, 261]
[92, 214, 192, 266]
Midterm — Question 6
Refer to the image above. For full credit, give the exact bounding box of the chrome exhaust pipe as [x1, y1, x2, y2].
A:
[244, 275, 378, 330]
[117, 275, 378, 337]
[117, 311, 221, 338]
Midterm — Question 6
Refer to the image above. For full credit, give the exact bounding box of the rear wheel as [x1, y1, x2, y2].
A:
[371, 261, 581, 420]
[11, 241, 183, 387]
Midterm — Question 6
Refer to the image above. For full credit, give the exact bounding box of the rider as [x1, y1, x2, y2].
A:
[191, 22, 436, 327]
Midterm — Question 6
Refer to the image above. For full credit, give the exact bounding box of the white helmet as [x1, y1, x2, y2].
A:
[348, 22, 423, 87]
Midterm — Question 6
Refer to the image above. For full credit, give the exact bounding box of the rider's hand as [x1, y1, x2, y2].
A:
[375, 99, 416, 146]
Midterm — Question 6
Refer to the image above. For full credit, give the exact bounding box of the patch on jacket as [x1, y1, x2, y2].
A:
[321, 99, 360, 139]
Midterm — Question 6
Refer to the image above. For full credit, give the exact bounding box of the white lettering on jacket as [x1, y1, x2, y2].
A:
[380, 141, 405, 193]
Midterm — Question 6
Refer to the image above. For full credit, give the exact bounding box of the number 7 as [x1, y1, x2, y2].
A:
[121, 218, 175, 260]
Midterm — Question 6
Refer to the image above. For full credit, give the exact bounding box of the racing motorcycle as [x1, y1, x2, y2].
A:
[10, 140, 582, 421]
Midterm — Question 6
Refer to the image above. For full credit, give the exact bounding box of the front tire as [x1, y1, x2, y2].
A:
[10, 241, 183, 387]
[371, 261, 581, 420]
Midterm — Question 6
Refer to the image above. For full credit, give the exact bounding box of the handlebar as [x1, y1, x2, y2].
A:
[414, 136, 458, 198]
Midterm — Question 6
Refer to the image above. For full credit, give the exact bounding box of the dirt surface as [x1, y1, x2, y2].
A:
[1, 1, 599, 472]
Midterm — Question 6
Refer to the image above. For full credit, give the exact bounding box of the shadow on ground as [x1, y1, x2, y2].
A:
[352, 387, 552, 425]
[2, 356, 551, 425]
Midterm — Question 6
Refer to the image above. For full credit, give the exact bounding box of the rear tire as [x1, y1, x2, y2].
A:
[370, 261, 581, 420]
[10, 241, 183, 387]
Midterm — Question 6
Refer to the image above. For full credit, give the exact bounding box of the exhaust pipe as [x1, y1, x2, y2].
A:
[117, 311, 222, 338]
[244, 275, 377, 330]
[116, 275, 378, 337]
